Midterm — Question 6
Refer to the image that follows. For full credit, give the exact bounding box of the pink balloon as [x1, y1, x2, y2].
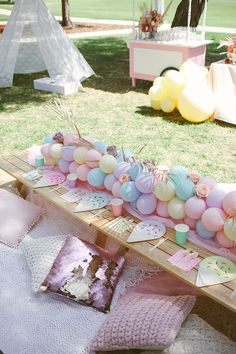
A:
[69, 161, 79, 174]
[112, 181, 122, 197]
[61, 146, 76, 162]
[85, 149, 102, 168]
[63, 133, 80, 146]
[27, 146, 42, 167]
[137, 193, 157, 215]
[216, 230, 234, 248]
[104, 174, 117, 191]
[76, 164, 91, 181]
[58, 158, 70, 174]
[198, 176, 217, 190]
[201, 207, 226, 232]
[223, 191, 236, 217]
[185, 197, 207, 220]
[40, 143, 52, 158]
[156, 200, 169, 218]
[184, 217, 197, 230]
[114, 161, 130, 179]
[206, 189, 226, 209]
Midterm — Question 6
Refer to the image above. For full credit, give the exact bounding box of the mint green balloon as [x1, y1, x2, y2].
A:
[154, 180, 176, 201]
[224, 218, 236, 241]
[168, 197, 186, 220]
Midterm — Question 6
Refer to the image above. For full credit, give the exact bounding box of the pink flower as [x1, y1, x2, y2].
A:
[189, 170, 200, 184]
[119, 174, 130, 184]
[195, 183, 210, 198]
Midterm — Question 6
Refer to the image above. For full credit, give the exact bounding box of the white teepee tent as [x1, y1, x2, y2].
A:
[0, 0, 94, 88]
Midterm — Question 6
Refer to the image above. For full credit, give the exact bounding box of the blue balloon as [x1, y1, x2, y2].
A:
[196, 220, 215, 239]
[120, 181, 141, 202]
[116, 149, 133, 162]
[87, 168, 106, 187]
[170, 165, 189, 184]
[44, 134, 53, 144]
[129, 162, 148, 181]
[175, 179, 195, 201]
[95, 141, 107, 154]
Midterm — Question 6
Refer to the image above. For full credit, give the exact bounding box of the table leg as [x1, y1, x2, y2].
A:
[117, 245, 129, 256]
[131, 78, 136, 87]
[12, 180, 28, 199]
[95, 230, 107, 249]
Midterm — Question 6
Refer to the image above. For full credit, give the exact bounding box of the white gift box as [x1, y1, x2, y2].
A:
[33, 76, 81, 95]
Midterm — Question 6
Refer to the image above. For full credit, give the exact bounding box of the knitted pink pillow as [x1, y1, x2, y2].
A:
[0, 188, 42, 248]
[91, 292, 196, 350]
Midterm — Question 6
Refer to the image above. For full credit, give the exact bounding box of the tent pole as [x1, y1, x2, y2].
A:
[201, 0, 207, 40]
[132, 0, 136, 38]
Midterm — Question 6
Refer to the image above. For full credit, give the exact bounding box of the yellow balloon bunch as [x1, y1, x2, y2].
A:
[148, 60, 216, 123]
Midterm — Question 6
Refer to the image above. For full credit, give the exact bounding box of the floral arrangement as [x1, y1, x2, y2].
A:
[218, 36, 236, 64]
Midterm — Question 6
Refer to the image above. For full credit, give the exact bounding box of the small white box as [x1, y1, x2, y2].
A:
[33, 76, 80, 95]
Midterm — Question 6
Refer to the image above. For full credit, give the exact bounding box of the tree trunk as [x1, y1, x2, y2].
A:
[61, 0, 73, 27]
[171, 0, 207, 28]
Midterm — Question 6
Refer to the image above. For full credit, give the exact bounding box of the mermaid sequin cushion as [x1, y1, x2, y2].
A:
[40, 234, 125, 313]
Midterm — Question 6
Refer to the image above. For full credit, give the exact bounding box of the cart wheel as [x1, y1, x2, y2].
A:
[160, 67, 179, 77]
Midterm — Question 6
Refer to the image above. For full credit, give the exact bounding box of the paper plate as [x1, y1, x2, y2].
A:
[196, 256, 236, 287]
[127, 219, 166, 243]
[34, 172, 65, 188]
[74, 193, 109, 212]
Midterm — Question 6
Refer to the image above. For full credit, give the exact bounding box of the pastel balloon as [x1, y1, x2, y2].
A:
[185, 197, 206, 220]
[153, 76, 164, 86]
[99, 155, 117, 174]
[135, 173, 154, 194]
[120, 181, 141, 202]
[85, 149, 102, 168]
[58, 158, 70, 174]
[178, 86, 216, 123]
[114, 161, 131, 179]
[87, 168, 106, 187]
[206, 189, 226, 209]
[168, 197, 186, 220]
[69, 161, 79, 174]
[151, 99, 161, 110]
[196, 220, 215, 239]
[76, 164, 90, 181]
[216, 230, 234, 248]
[116, 149, 133, 163]
[156, 200, 169, 218]
[148, 85, 167, 101]
[45, 157, 56, 166]
[160, 98, 175, 113]
[94, 141, 107, 154]
[223, 191, 236, 217]
[175, 179, 195, 201]
[162, 70, 185, 101]
[112, 181, 122, 197]
[104, 174, 117, 191]
[44, 134, 53, 144]
[50, 143, 63, 159]
[63, 133, 80, 146]
[198, 176, 217, 191]
[40, 143, 52, 158]
[61, 146, 76, 162]
[154, 180, 176, 202]
[130, 162, 148, 181]
[224, 218, 236, 241]
[137, 193, 157, 215]
[201, 208, 226, 232]
[184, 217, 197, 230]
[73, 146, 88, 164]
[170, 165, 189, 180]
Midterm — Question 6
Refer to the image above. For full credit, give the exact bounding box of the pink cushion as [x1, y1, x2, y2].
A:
[0, 189, 42, 248]
[91, 293, 196, 350]
[41, 234, 125, 313]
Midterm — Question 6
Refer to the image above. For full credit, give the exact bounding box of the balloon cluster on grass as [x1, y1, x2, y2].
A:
[40, 132, 236, 248]
[148, 60, 216, 123]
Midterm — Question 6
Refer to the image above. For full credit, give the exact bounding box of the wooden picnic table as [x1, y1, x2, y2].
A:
[0, 150, 236, 314]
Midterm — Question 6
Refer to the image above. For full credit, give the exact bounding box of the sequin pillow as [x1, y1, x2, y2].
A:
[40, 234, 125, 313]
[0, 188, 42, 248]
[91, 292, 196, 350]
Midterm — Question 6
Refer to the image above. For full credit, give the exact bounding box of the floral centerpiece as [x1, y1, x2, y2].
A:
[218, 36, 236, 64]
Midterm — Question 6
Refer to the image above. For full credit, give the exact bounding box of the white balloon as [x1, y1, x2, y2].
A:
[160, 98, 176, 113]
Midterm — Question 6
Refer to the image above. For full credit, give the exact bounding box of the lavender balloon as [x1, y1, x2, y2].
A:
[114, 161, 130, 179]
[206, 189, 226, 209]
[135, 173, 154, 194]
[61, 146, 76, 162]
[112, 181, 122, 197]
[129, 162, 148, 181]
[137, 193, 157, 215]
[104, 174, 117, 191]
[58, 158, 70, 174]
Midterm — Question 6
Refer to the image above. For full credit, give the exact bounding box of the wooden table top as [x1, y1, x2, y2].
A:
[1, 151, 236, 314]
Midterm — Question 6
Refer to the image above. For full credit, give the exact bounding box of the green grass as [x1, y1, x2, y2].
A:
[0, 33, 235, 182]
[1, 0, 236, 27]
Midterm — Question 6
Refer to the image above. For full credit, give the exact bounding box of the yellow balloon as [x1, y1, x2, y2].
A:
[178, 86, 216, 123]
[160, 98, 176, 113]
[73, 146, 88, 164]
[148, 85, 167, 101]
[154, 180, 176, 201]
[180, 60, 197, 78]
[153, 77, 164, 86]
[151, 100, 161, 110]
[168, 197, 186, 219]
[99, 155, 117, 173]
[162, 70, 185, 100]
[224, 218, 236, 241]
[50, 143, 62, 159]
